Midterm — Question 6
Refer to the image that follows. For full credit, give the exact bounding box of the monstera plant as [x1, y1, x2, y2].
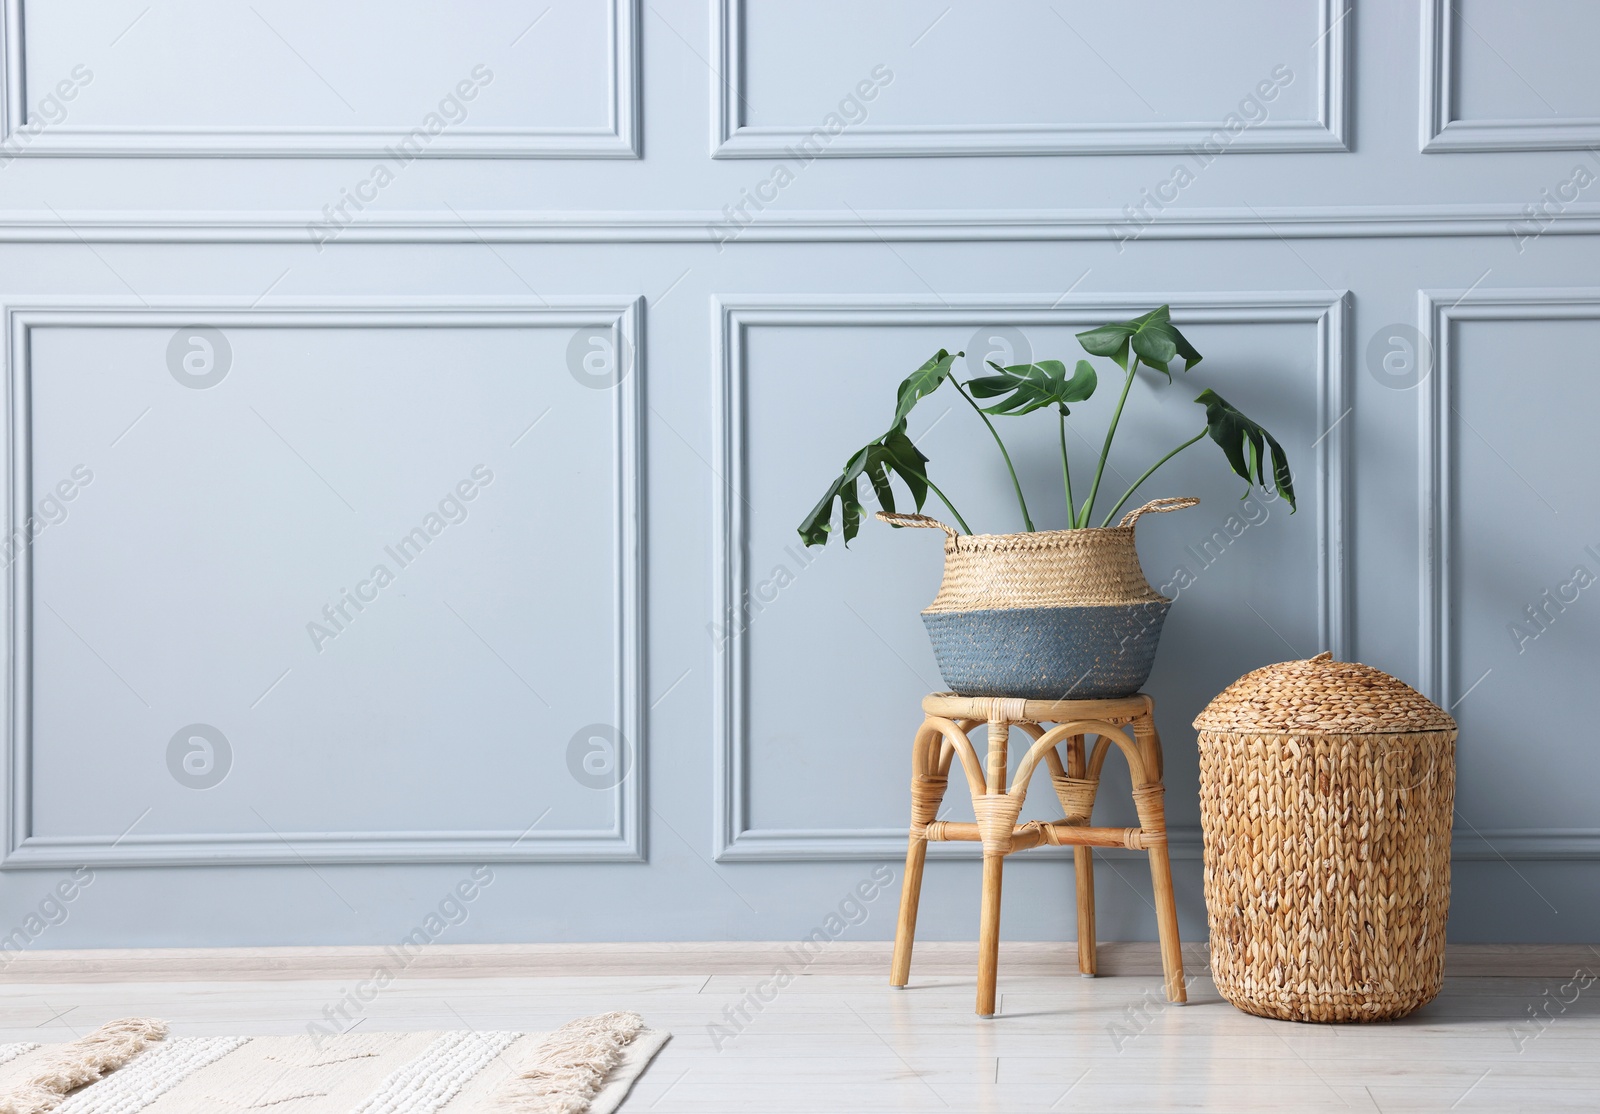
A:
[798, 306, 1294, 546]
[796, 306, 1298, 701]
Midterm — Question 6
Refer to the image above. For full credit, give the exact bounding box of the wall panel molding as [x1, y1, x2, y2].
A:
[2, 296, 645, 868]
[0, 203, 1581, 244]
[1417, 287, 1600, 702]
[713, 0, 1350, 157]
[0, 0, 640, 157]
[712, 292, 1350, 862]
[1420, 0, 1600, 152]
[1418, 286, 1600, 861]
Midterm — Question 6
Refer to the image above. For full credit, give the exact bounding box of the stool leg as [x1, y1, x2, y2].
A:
[977, 851, 1004, 1017]
[1065, 734, 1098, 977]
[891, 836, 928, 988]
[975, 720, 1012, 1018]
[1148, 841, 1186, 1004]
[892, 723, 947, 988]
[1074, 846, 1097, 977]
[1133, 706, 1185, 1004]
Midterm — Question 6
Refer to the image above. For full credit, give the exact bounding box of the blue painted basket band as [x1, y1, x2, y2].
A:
[922, 603, 1170, 700]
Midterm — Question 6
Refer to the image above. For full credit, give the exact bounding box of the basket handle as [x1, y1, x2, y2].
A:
[875, 511, 959, 540]
[1117, 496, 1200, 529]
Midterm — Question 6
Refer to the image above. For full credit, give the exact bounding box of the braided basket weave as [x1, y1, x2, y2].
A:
[1193, 653, 1457, 1022]
[879, 497, 1196, 699]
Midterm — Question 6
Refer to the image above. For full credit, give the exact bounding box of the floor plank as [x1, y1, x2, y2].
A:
[0, 958, 1594, 1111]
[1, 940, 1591, 981]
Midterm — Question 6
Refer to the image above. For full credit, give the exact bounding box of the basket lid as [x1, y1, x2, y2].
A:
[1192, 652, 1456, 734]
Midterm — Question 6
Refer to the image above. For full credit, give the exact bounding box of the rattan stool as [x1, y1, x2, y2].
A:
[890, 691, 1186, 1017]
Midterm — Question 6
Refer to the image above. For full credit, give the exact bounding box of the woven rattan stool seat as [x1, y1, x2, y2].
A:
[891, 692, 1186, 1017]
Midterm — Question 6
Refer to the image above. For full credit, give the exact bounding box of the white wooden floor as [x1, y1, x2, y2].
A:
[2, 956, 1596, 1113]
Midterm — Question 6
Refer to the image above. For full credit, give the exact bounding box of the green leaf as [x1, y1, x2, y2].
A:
[798, 420, 935, 546]
[864, 456, 895, 514]
[879, 424, 930, 509]
[1129, 311, 1178, 375]
[801, 347, 959, 547]
[1195, 388, 1295, 511]
[892, 349, 957, 428]
[797, 471, 851, 547]
[1170, 325, 1203, 371]
[1075, 305, 1203, 379]
[1074, 323, 1134, 370]
[1061, 360, 1098, 402]
[968, 359, 1098, 416]
[833, 444, 874, 544]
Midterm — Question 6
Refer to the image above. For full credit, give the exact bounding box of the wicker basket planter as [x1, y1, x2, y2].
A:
[1193, 653, 1457, 1022]
[882, 497, 1195, 699]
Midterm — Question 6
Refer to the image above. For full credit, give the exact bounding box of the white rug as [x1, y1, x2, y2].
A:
[0, 1013, 668, 1114]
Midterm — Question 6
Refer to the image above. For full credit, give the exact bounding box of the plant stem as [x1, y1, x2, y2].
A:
[1100, 428, 1207, 527]
[894, 459, 973, 534]
[1058, 408, 1074, 527]
[951, 377, 1035, 532]
[1078, 356, 1139, 528]
[924, 479, 973, 535]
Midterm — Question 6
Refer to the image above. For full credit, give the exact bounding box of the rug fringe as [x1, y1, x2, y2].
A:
[0, 1017, 167, 1114]
[490, 1011, 645, 1113]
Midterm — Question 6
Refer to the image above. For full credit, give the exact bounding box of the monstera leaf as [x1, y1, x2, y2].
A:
[967, 359, 1098, 416]
[1076, 305, 1202, 378]
[800, 350, 962, 547]
[892, 349, 957, 426]
[797, 421, 932, 546]
[1196, 388, 1295, 511]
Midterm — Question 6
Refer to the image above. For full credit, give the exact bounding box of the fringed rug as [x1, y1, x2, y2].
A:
[0, 1012, 667, 1114]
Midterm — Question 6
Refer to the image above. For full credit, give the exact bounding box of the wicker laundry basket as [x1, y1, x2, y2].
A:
[1193, 652, 1457, 1022]
[878, 497, 1196, 699]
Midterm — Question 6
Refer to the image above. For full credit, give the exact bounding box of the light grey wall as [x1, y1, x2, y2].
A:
[0, 0, 1593, 952]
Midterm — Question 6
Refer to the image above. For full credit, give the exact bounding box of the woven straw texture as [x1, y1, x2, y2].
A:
[925, 526, 1160, 611]
[1194, 654, 1457, 1022]
[1194, 653, 1455, 734]
[876, 498, 1197, 613]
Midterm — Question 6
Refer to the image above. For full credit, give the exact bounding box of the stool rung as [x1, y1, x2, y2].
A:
[921, 819, 1159, 850]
